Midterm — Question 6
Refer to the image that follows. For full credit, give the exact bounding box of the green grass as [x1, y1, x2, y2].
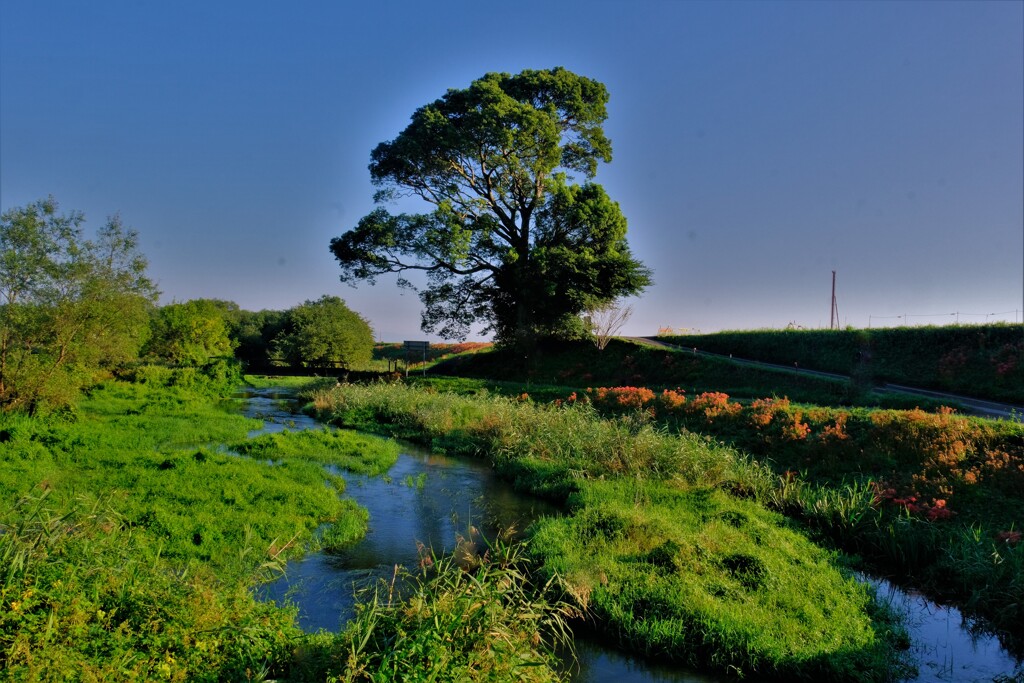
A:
[0, 370, 415, 680]
[0, 379, 365, 573]
[307, 381, 914, 681]
[366, 375, 1024, 651]
[572, 387, 1024, 645]
[408, 375, 576, 404]
[532, 479, 909, 680]
[243, 374, 328, 390]
[661, 323, 1024, 404]
[229, 428, 400, 476]
[2, 370, 599, 681]
[9, 367, 1014, 680]
[432, 339, 958, 410]
[0, 493, 302, 682]
[403, 348, 1024, 650]
[328, 535, 575, 683]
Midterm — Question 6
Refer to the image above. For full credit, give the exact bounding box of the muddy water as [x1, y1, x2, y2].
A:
[239, 389, 1022, 682]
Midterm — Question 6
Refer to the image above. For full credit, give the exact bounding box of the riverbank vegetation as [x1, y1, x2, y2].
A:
[581, 384, 1024, 644]
[330, 537, 576, 683]
[5, 361, 1018, 680]
[343, 373, 1023, 654]
[0, 369, 408, 679]
[308, 381, 914, 680]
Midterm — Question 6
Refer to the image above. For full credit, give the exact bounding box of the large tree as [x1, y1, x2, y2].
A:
[272, 295, 373, 370]
[330, 67, 651, 348]
[0, 197, 157, 412]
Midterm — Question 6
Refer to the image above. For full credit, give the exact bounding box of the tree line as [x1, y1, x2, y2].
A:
[0, 197, 373, 414]
[3, 67, 653, 411]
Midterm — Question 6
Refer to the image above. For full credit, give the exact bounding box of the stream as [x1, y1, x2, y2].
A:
[239, 388, 1022, 682]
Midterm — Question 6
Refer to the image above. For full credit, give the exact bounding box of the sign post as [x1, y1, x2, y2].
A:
[403, 341, 430, 378]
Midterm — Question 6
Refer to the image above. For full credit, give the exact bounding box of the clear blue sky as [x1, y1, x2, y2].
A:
[2, 1, 1021, 340]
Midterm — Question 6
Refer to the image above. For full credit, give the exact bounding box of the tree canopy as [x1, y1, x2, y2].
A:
[0, 197, 157, 412]
[330, 67, 651, 348]
[144, 299, 237, 366]
[272, 295, 373, 370]
[233, 308, 289, 368]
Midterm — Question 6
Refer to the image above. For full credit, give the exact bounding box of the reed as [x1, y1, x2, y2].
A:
[331, 535, 577, 683]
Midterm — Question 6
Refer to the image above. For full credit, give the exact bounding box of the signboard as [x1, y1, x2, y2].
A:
[403, 341, 430, 377]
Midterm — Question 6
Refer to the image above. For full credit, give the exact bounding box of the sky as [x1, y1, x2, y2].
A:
[2, 1, 1022, 341]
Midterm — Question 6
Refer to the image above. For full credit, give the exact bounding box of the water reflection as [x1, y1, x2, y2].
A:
[262, 449, 559, 630]
[866, 576, 1022, 682]
[567, 641, 720, 683]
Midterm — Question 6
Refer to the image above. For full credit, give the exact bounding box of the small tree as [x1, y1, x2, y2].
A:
[272, 296, 373, 370]
[145, 299, 237, 366]
[0, 197, 157, 412]
[584, 301, 633, 351]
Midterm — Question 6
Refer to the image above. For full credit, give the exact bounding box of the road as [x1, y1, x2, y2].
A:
[622, 336, 1023, 420]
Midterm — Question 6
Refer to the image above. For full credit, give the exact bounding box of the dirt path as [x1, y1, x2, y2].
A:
[621, 336, 1023, 420]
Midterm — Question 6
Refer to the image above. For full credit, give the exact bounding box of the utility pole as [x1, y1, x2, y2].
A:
[830, 271, 839, 330]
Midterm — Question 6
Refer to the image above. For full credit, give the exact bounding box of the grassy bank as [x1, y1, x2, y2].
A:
[0, 375, 400, 571]
[357, 374, 1023, 650]
[433, 339, 956, 410]
[581, 385, 1024, 644]
[661, 324, 1024, 404]
[3, 371, 537, 680]
[532, 479, 906, 680]
[307, 381, 912, 681]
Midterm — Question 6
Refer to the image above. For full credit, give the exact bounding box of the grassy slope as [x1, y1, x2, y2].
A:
[660, 324, 1024, 403]
[431, 338, 954, 410]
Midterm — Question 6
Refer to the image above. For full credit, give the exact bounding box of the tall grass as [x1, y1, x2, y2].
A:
[330, 535, 576, 683]
[308, 381, 913, 680]
[0, 493, 301, 681]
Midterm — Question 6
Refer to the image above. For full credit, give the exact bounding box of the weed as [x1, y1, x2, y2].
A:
[332, 536, 576, 682]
